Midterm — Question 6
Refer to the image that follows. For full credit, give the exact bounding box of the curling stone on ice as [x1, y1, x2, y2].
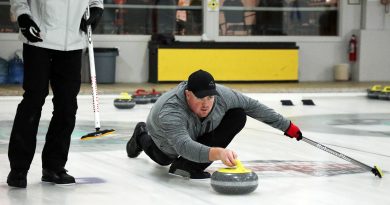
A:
[149, 88, 162, 103]
[132, 89, 152, 104]
[114, 92, 136, 109]
[378, 86, 390, 100]
[367, 85, 382, 99]
[211, 160, 258, 195]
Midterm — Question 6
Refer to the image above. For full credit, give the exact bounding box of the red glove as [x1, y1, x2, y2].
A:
[284, 122, 302, 141]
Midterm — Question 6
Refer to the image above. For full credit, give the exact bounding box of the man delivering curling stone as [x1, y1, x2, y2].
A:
[126, 69, 303, 179]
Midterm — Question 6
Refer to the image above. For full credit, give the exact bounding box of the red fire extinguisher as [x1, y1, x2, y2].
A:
[349, 34, 357, 62]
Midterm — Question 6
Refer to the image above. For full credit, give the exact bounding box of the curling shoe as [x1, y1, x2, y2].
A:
[7, 170, 28, 188]
[41, 168, 75, 185]
[126, 122, 146, 158]
[169, 160, 211, 180]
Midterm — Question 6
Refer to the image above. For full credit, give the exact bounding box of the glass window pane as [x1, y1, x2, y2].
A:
[94, 0, 203, 35]
[219, 0, 339, 36]
[0, 1, 18, 33]
[177, 0, 203, 35]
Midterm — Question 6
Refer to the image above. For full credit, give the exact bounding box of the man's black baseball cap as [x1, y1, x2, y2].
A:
[187, 69, 219, 98]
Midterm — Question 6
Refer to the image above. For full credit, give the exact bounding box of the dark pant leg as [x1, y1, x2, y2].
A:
[41, 49, 82, 171]
[176, 108, 247, 171]
[8, 44, 51, 171]
[137, 132, 174, 166]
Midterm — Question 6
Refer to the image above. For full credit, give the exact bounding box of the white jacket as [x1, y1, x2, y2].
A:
[10, 0, 103, 51]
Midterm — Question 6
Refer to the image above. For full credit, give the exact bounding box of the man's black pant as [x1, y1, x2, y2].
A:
[137, 108, 247, 170]
[8, 44, 82, 172]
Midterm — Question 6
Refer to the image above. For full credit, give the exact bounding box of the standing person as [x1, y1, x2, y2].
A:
[176, 0, 189, 35]
[7, 0, 104, 188]
[126, 69, 303, 179]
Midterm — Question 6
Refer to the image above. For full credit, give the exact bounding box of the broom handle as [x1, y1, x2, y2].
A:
[86, 6, 101, 131]
[302, 136, 373, 171]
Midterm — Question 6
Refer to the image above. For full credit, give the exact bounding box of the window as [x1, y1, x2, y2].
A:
[219, 0, 339, 36]
[1, 0, 339, 37]
[0, 0, 204, 36]
[0, 1, 18, 33]
[94, 0, 203, 35]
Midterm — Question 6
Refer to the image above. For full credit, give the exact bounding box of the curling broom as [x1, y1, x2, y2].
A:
[81, 6, 115, 140]
[302, 136, 383, 178]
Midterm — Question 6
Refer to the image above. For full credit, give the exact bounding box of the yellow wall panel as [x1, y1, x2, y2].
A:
[157, 49, 298, 81]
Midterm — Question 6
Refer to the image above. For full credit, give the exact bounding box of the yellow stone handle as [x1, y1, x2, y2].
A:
[217, 159, 252, 173]
[235, 159, 245, 172]
[119, 92, 132, 100]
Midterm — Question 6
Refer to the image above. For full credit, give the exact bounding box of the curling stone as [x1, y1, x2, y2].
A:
[132, 89, 152, 104]
[378, 86, 390, 100]
[367, 85, 382, 99]
[148, 88, 162, 103]
[133, 96, 151, 104]
[114, 92, 136, 109]
[211, 160, 258, 195]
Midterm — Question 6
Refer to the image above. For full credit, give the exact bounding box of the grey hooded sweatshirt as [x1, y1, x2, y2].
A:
[146, 82, 290, 163]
